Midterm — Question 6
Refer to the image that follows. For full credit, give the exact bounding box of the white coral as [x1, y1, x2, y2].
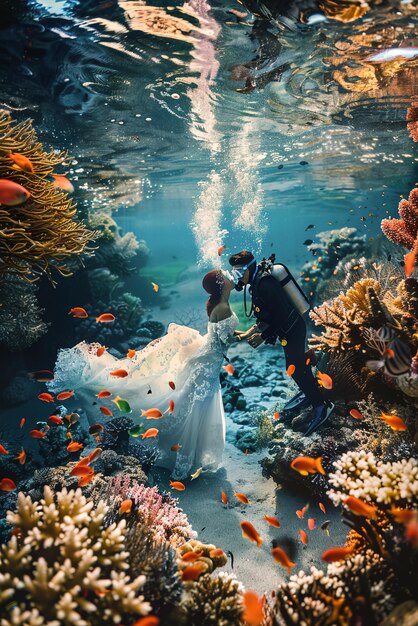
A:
[0, 487, 150, 625]
[328, 450, 418, 505]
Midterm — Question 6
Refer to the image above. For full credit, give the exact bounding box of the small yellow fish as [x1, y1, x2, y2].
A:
[191, 467, 203, 480]
[151, 282, 159, 292]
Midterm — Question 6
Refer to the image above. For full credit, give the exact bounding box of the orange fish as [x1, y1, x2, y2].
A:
[405, 518, 418, 546]
[169, 381, 176, 390]
[181, 562, 207, 581]
[88, 448, 102, 463]
[52, 174, 74, 193]
[168, 400, 175, 414]
[19, 418, 25, 429]
[209, 548, 224, 558]
[132, 617, 160, 626]
[235, 492, 251, 504]
[272, 547, 295, 575]
[119, 499, 133, 514]
[30, 429, 46, 439]
[74, 455, 91, 468]
[404, 247, 417, 278]
[379, 413, 407, 431]
[48, 415, 64, 425]
[38, 392, 54, 403]
[223, 363, 235, 375]
[78, 472, 95, 487]
[68, 307, 88, 318]
[263, 515, 281, 528]
[300, 529, 308, 545]
[290, 456, 325, 476]
[217, 245, 225, 256]
[151, 282, 159, 292]
[245, 448, 248, 456]
[182, 551, 204, 562]
[0, 478, 17, 491]
[296, 506, 307, 519]
[56, 390, 74, 401]
[242, 590, 265, 626]
[170, 480, 185, 491]
[142, 428, 159, 439]
[390, 506, 416, 524]
[99, 406, 113, 417]
[9, 152, 34, 173]
[110, 368, 128, 378]
[70, 465, 94, 477]
[319, 502, 326, 514]
[286, 364, 296, 376]
[308, 518, 315, 530]
[221, 491, 229, 505]
[322, 546, 354, 563]
[14, 449, 26, 465]
[344, 496, 378, 519]
[127, 349, 136, 358]
[96, 390, 112, 398]
[273, 411, 280, 420]
[0, 179, 30, 205]
[240, 521, 263, 548]
[316, 371, 333, 389]
[96, 346, 106, 357]
[141, 408, 163, 419]
[349, 408, 364, 420]
[0, 444, 8, 455]
[96, 313, 115, 323]
[67, 441, 84, 452]
[171, 443, 182, 452]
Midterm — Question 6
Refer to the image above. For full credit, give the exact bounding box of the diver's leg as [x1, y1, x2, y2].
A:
[283, 317, 324, 407]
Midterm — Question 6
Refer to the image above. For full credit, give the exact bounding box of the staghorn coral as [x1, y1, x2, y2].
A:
[0, 274, 48, 350]
[0, 110, 96, 283]
[0, 486, 150, 625]
[309, 278, 380, 352]
[381, 188, 418, 251]
[328, 450, 418, 506]
[183, 572, 245, 626]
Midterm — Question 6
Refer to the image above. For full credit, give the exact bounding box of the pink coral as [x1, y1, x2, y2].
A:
[110, 475, 196, 547]
[381, 188, 418, 250]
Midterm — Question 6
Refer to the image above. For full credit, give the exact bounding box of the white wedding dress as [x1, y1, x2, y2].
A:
[48, 313, 238, 480]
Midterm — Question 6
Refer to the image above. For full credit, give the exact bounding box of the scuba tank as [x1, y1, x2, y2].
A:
[261, 254, 310, 315]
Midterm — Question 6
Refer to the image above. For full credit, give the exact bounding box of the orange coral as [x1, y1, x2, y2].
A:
[0, 110, 96, 283]
[407, 103, 418, 142]
[381, 188, 418, 250]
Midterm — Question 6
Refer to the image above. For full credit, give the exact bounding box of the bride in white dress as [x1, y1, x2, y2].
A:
[48, 269, 240, 480]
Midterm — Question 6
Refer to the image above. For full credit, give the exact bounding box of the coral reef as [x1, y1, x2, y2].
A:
[0, 486, 151, 625]
[0, 274, 48, 350]
[0, 370, 37, 407]
[300, 227, 367, 304]
[407, 103, 418, 142]
[177, 539, 228, 579]
[381, 188, 418, 251]
[183, 572, 244, 626]
[0, 110, 96, 282]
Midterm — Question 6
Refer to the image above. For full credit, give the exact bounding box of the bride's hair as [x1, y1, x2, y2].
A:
[202, 270, 225, 317]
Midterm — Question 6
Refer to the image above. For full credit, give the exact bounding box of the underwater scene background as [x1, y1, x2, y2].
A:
[0, 0, 417, 625]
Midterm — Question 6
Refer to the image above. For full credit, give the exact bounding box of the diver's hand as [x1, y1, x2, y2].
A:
[247, 333, 264, 348]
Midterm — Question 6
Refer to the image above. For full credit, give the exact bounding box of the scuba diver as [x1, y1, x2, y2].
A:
[228, 250, 334, 436]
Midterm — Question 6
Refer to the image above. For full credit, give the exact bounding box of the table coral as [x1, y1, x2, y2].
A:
[0, 486, 151, 625]
[381, 188, 418, 251]
[0, 110, 96, 283]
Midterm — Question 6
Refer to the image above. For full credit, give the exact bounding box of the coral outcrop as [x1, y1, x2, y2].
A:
[381, 188, 418, 251]
[183, 572, 244, 626]
[0, 486, 151, 625]
[0, 110, 96, 282]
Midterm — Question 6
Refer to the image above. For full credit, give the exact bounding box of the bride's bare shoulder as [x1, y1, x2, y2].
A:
[209, 302, 233, 323]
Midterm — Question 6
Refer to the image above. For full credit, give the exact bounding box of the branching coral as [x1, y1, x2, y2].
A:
[0, 110, 96, 282]
[183, 572, 244, 626]
[381, 188, 418, 251]
[309, 278, 380, 351]
[328, 450, 418, 506]
[0, 486, 151, 625]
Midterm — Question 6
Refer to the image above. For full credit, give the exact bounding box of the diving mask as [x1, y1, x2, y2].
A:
[230, 258, 256, 287]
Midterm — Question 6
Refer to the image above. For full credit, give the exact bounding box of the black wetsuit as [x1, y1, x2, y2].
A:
[249, 268, 324, 407]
